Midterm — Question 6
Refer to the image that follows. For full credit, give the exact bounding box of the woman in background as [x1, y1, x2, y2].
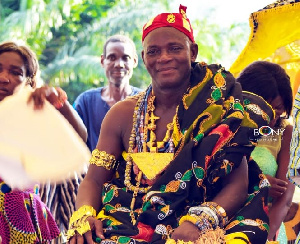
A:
[237, 61, 295, 243]
[0, 41, 87, 243]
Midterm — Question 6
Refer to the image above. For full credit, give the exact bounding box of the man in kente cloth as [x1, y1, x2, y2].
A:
[67, 5, 274, 244]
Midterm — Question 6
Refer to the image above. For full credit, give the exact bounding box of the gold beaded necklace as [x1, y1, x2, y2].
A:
[124, 87, 174, 224]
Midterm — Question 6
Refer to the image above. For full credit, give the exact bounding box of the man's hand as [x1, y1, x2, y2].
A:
[171, 221, 200, 242]
[68, 217, 105, 244]
[265, 174, 287, 198]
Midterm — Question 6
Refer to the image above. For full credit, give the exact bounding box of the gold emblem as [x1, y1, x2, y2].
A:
[180, 9, 187, 19]
[143, 17, 154, 31]
[167, 14, 175, 23]
[124, 152, 174, 180]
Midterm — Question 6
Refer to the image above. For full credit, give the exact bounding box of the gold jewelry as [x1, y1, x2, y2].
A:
[123, 153, 151, 193]
[66, 205, 96, 240]
[125, 88, 175, 224]
[178, 214, 198, 226]
[89, 149, 117, 170]
[123, 152, 174, 180]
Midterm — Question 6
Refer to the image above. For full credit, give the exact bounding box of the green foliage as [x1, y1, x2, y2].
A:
[193, 19, 248, 69]
[41, 0, 169, 91]
[0, 0, 20, 18]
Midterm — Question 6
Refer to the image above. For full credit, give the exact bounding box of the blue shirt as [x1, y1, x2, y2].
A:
[73, 86, 142, 151]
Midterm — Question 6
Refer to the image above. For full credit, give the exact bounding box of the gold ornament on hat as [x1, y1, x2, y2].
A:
[180, 9, 187, 19]
[143, 17, 154, 31]
[167, 14, 175, 23]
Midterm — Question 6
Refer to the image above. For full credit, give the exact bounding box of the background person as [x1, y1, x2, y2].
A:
[0, 41, 87, 243]
[73, 34, 142, 152]
[236, 60, 295, 242]
[289, 84, 300, 187]
[287, 84, 300, 243]
[51, 34, 142, 242]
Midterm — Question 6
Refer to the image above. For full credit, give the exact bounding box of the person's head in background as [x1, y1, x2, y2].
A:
[101, 34, 138, 88]
[237, 60, 293, 128]
[0, 41, 39, 102]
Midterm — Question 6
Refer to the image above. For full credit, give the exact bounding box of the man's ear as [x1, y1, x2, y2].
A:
[133, 54, 138, 68]
[190, 43, 198, 62]
[141, 50, 145, 65]
[100, 54, 105, 67]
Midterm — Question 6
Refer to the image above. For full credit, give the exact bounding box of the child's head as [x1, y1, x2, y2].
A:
[237, 61, 293, 126]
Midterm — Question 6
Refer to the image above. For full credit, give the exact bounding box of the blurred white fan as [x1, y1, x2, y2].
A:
[0, 87, 91, 189]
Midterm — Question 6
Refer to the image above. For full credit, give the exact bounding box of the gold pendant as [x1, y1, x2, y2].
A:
[124, 152, 174, 180]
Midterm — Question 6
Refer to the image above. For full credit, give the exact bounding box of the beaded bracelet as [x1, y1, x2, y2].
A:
[89, 149, 118, 171]
[179, 212, 214, 233]
[179, 202, 228, 233]
[200, 202, 228, 228]
[66, 205, 96, 240]
[189, 202, 228, 228]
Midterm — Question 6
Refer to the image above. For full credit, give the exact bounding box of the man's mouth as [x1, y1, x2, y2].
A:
[0, 88, 9, 94]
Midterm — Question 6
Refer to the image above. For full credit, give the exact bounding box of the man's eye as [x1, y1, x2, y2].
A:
[11, 70, 23, 76]
[107, 56, 116, 61]
[147, 49, 158, 55]
[170, 46, 182, 52]
[123, 56, 130, 62]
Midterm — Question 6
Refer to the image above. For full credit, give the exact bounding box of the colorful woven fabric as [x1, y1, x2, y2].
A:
[0, 178, 60, 243]
[95, 62, 274, 243]
[230, 0, 300, 97]
[289, 86, 300, 187]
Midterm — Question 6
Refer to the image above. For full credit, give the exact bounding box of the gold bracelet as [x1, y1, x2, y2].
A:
[89, 149, 117, 170]
[178, 214, 198, 226]
[66, 205, 96, 240]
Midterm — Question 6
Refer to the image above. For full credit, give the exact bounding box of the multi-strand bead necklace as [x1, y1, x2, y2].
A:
[124, 86, 175, 224]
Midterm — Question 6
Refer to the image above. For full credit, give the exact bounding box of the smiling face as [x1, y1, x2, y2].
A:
[0, 51, 27, 101]
[142, 27, 198, 91]
[101, 41, 138, 88]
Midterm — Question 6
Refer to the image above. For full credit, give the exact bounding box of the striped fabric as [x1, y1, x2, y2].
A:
[40, 172, 85, 244]
[289, 87, 300, 187]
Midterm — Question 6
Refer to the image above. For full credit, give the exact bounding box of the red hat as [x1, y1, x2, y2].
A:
[142, 5, 194, 43]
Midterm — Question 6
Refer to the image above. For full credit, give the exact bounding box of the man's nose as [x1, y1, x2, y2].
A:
[114, 58, 125, 68]
[157, 50, 172, 63]
[0, 71, 9, 83]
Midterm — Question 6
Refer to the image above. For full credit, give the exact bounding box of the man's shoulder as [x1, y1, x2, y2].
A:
[79, 87, 102, 96]
[131, 86, 143, 94]
[125, 91, 144, 102]
[75, 87, 103, 102]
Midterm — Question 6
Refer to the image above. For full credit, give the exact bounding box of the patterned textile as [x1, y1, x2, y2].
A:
[229, 0, 300, 97]
[289, 87, 300, 187]
[0, 178, 60, 244]
[96, 62, 274, 243]
[39, 173, 85, 244]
